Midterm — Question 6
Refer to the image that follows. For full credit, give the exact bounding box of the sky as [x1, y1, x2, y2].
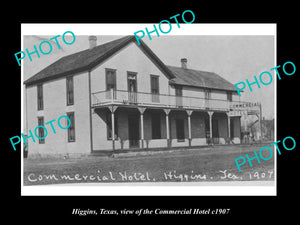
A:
[23, 34, 275, 119]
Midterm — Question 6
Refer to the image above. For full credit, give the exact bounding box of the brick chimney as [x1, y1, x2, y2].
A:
[89, 36, 97, 49]
[181, 58, 187, 69]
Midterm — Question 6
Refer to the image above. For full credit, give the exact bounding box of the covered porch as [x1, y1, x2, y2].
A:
[91, 104, 241, 152]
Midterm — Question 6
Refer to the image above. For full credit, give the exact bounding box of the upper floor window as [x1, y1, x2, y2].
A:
[127, 72, 138, 104]
[204, 89, 211, 99]
[227, 91, 232, 102]
[37, 84, 43, 110]
[204, 89, 211, 109]
[175, 86, 183, 107]
[66, 76, 74, 105]
[175, 86, 183, 96]
[150, 75, 159, 102]
[105, 68, 117, 99]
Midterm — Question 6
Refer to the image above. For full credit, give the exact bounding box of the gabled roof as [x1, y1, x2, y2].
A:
[24, 35, 175, 86]
[167, 65, 237, 92]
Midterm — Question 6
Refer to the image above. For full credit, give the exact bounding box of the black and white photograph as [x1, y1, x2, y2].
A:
[21, 24, 276, 195]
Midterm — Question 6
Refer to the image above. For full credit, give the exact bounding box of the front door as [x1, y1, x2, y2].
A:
[204, 116, 211, 144]
[212, 118, 219, 144]
[230, 117, 234, 139]
[128, 73, 137, 104]
[128, 114, 140, 148]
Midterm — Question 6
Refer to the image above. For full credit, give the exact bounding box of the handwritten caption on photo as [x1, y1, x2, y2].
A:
[26, 169, 274, 184]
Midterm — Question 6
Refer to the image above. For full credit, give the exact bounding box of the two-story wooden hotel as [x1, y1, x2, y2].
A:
[24, 35, 254, 157]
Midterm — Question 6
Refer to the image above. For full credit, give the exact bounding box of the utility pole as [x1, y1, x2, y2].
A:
[259, 102, 262, 143]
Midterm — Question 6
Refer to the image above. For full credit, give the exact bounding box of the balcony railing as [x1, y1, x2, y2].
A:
[92, 89, 248, 111]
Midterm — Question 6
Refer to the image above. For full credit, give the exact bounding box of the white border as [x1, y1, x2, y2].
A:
[21, 23, 277, 196]
[22, 182, 275, 196]
[21, 23, 276, 36]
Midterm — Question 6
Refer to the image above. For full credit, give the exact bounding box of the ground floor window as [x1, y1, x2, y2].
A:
[67, 112, 75, 142]
[151, 113, 161, 139]
[230, 117, 234, 138]
[37, 116, 45, 144]
[212, 118, 219, 144]
[176, 118, 185, 141]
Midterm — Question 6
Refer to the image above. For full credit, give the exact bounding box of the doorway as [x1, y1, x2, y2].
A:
[128, 114, 140, 148]
[128, 73, 137, 104]
[230, 117, 234, 139]
[212, 118, 219, 144]
[176, 118, 185, 141]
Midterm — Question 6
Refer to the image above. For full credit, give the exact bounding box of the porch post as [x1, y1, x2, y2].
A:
[111, 111, 115, 150]
[226, 112, 231, 141]
[141, 113, 144, 148]
[187, 110, 193, 147]
[108, 106, 118, 151]
[138, 107, 146, 148]
[164, 109, 171, 147]
[259, 102, 262, 143]
[208, 111, 214, 145]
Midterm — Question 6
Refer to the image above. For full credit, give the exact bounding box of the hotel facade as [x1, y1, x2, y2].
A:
[24, 36, 259, 157]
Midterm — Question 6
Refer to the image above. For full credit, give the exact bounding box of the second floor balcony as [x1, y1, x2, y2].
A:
[92, 89, 254, 112]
